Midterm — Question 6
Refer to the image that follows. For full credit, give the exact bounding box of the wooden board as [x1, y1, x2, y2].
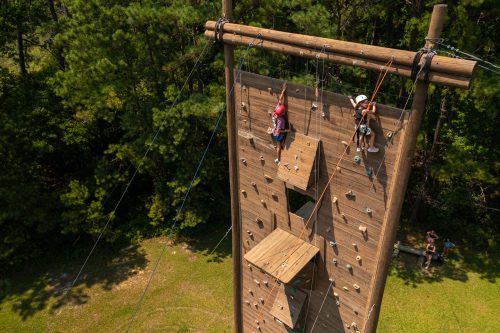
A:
[244, 228, 320, 284]
[269, 284, 308, 328]
[236, 71, 408, 333]
[276, 132, 320, 190]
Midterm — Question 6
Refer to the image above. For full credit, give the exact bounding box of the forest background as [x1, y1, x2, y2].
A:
[0, 0, 498, 274]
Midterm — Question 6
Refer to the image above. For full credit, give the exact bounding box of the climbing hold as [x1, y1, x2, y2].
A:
[254, 303, 258, 308]
[263, 280, 268, 286]
[351, 322, 357, 328]
[346, 323, 351, 329]
[242, 85, 247, 91]
[311, 103, 318, 110]
[334, 292, 339, 297]
[259, 297, 264, 304]
[365, 166, 372, 177]
[255, 218, 263, 224]
[353, 308, 359, 315]
[268, 87, 273, 94]
[346, 264, 353, 270]
[271, 193, 278, 200]
[343, 286, 349, 291]
[345, 190, 355, 197]
[241, 189, 247, 195]
[241, 102, 247, 111]
[353, 155, 361, 164]
[356, 255, 362, 262]
[245, 300, 250, 305]
[332, 258, 338, 264]
[332, 196, 338, 204]
[260, 200, 266, 207]
[246, 230, 252, 234]
[260, 155, 265, 161]
[264, 174, 273, 181]
[307, 141, 311, 146]
[352, 243, 357, 248]
[251, 182, 257, 187]
[358, 225, 367, 232]
[248, 264, 252, 269]
[248, 289, 253, 294]
[341, 213, 346, 218]
[386, 131, 393, 138]
[366, 207, 372, 216]
[295, 88, 300, 93]
[336, 166, 341, 173]
[294, 165, 299, 171]
[240, 158, 247, 164]
[329, 241, 337, 247]
[341, 140, 349, 146]
[243, 119, 247, 123]
[336, 300, 340, 306]
[353, 284, 360, 290]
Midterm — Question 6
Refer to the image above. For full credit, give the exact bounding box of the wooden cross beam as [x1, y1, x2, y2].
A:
[205, 19, 476, 89]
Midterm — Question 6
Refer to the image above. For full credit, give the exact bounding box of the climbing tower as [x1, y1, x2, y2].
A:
[205, 3, 476, 332]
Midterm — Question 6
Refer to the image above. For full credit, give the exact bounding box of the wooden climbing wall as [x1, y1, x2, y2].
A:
[235, 71, 408, 333]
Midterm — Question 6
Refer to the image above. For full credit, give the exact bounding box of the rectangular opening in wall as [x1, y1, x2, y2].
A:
[287, 187, 315, 215]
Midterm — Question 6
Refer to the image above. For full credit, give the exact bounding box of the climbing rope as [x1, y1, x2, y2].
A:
[125, 35, 263, 332]
[251, 57, 395, 329]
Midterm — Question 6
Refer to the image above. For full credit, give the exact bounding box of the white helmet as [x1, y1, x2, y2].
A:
[355, 95, 368, 104]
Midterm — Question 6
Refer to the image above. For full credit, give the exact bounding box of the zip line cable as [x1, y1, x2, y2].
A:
[125, 35, 263, 332]
[63, 40, 213, 301]
[429, 39, 500, 70]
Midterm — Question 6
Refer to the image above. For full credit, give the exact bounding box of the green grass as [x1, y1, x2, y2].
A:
[1, 230, 498, 332]
[0, 228, 234, 333]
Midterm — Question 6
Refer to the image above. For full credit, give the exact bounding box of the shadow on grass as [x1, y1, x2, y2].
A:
[0, 241, 147, 321]
[390, 240, 499, 288]
[183, 223, 232, 263]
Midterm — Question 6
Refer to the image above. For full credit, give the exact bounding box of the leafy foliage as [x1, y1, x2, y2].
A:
[0, 0, 498, 268]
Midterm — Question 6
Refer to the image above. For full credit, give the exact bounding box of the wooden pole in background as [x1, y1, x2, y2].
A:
[364, 4, 448, 333]
[221, 0, 243, 332]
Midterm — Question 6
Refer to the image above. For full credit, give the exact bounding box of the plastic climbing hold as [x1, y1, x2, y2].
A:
[358, 225, 367, 232]
[353, 284, 360, 290]
[336, 300, 340, 306]
[356, 255, 362, 262]
[251, 182, 257, 187]
[386, 131, 393, 138]
[294, 165, 299, 171]
[329, 241, 337, 247]
[343, 286, 349, 291]
[240, 158, 247, 164]
[346, 264, 353, 270]
[345, 190, 355, 197]
[365, 166, 372, 176]
[332, 196, 338, 204]
[341, 140, 348, 146]
[332, 258, 338, 264]
[353, 155, 361, 164]
[334, 292, 339, 297]
[366, 207, 372, 214]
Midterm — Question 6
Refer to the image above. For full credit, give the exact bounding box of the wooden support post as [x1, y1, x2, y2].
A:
[221, 1, 243, 332]
[363, 5, 448, 333]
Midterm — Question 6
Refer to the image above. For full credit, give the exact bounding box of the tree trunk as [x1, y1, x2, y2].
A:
[47, 0, 66, 70]
[16, 23, 27, 76]
[409, 92, 447, 223]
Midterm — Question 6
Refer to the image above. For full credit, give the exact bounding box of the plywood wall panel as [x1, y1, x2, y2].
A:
[236, 71, 406, 333]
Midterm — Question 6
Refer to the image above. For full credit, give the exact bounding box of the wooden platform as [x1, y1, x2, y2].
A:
[277, 132, 319, 190]
[244, 228, 320, 283]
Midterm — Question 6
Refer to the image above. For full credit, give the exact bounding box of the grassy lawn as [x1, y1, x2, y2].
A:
[1, 227, 498, 332]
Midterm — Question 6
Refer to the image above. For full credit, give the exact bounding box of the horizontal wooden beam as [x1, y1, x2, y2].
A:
[205, 21, 476, 81]
[204, 29, 471, 89]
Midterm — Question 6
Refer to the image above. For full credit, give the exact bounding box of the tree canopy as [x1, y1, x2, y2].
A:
[0, 0, 498, 268]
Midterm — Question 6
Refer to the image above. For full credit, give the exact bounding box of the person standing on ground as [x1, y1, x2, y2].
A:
[425, 242, 436, 269]
[348, 95, 379, 153]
